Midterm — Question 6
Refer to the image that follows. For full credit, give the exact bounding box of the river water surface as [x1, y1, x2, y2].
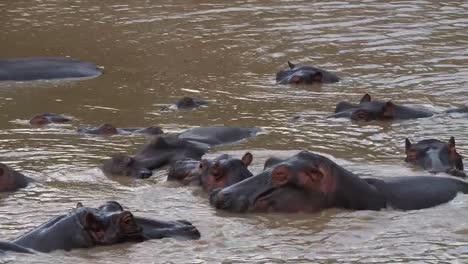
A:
[1, 0, 468, 263]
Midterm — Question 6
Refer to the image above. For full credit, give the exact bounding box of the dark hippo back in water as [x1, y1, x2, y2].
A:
[0, 57, 103, 81]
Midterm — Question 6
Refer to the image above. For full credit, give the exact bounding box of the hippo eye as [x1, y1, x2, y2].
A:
[290, 76, 303, 84]
[351, 110, 369, 121]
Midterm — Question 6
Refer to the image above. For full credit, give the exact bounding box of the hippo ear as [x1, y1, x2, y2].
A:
[449, 136, 456, 149]
[405, 138, 412, 152]
[76, 202, 84, 208]
[360, 94, 371, 104]
[271, 165, 290, 186]
[264, 157, 283, 170]
[382, 101, 396, 118]
[287, 61, 295, 69]
[241, 152, 253, 167]
[311, 72, 323, 83]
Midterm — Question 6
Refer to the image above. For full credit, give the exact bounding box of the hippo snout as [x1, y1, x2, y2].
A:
[209, 189, 231, 209]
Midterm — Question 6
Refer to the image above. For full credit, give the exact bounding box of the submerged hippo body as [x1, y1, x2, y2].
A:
[167, 152, 254, 192]
[405, 137, 465, 177]
[0, 57, 102, 81]
[0, 201, 200, 254]
[210, 151, 468, 213]
[0, 163, 31, 192]
[276, 61, 340, 85]
[178, 127, 260, 149]
[78, 124, 164, 136]
[163, 97, 209, 110]
[330, 94, 434, 121]
[29, 113, 71, 126]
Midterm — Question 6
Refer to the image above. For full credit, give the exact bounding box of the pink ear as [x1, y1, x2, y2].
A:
[405, 138, 412, 152]
[449, 136, 456, 150]
[287, 61, 295, 69]
[383, 101, 396, 117]
[241, 152, 253, 167]
[360, 94, 371, 103]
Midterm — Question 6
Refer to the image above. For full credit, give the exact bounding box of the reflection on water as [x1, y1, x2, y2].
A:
[1, 0, 468, 263]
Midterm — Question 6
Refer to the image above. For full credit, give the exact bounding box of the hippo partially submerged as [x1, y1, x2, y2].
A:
[405, 137, 465, 178]
[0, 57, 102, 81]
[0, 163, 31, 193]
[210, 151, 468, 213]
[276, 61, 340, 85]
[0, 201, 200, 254]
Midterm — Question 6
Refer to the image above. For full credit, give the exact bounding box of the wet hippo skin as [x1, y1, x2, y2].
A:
[210, 151, 468, 213]
[0, 57, 102, 81]
[0, 163, 31, 192]
[405, 137, 465, 178]
[167, 152, 254, 192]
[276, 61, 340, 85]
[330, 94, 434, 121]
[0, 201, 200, 254]
[29, 113, 71, 126]
[162, 97, 209, 110]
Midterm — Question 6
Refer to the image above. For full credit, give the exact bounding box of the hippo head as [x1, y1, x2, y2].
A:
[276, 61, 325, 85]
[75, 205, 142, 245]
[98, 201, 200, 240]
[210, 151, 340, 213]
[405, 137, 465, 177]
[331, 94, 398, 121]
[29, 113, 71, 126]
[96, 124, 119, 135]
[167, 159, 201, 185]
[101, 153, 153, 179]
[199, 152, 253, 193]
[0, 163, 28, 192]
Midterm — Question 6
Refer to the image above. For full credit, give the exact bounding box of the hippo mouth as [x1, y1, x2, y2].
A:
[252, 187, 276, 212]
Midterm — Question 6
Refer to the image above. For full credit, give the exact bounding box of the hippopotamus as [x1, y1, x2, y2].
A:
[178, 126, 260, 150]
[0, 57, 102, 81]
[167, 152, 254, 192]
[405, 137, 465, 178]
[162, 97, 209, 110]
[447, 106, 468, 113]
[102, 135, 206, 179]
[29, 113, 71, 126]
[0, 201, 200, 254]
[276, 61, 340, 85]
[102, 127, 260, 179]
[0, 163, 31, 192]
[210, 151, 468, 213]
[78, 124, 164, 136]
[330, 94, 434, 121]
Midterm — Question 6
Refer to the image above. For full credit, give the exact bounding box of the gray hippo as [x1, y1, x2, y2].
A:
[0, 57, 102, 81]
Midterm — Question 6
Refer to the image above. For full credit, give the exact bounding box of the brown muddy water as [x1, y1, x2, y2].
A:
[1, 0, 468, 263]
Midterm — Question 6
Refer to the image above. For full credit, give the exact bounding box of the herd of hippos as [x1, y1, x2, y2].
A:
[1, 57, 468, 254]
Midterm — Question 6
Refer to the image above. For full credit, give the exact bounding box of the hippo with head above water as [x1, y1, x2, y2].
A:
[0, 57, 102, 81]
[78, 123, 164, 136]
[210, 151, 468, 213]
[276, 61, 340, 85]
[102, 127, 260, 179]
[29, 113, 71, 126]
[0, 201, 200, 254]
[167, 152, 254, 192]
[0, 163, 31, 193]
[330, 94, 434, 121]
[405, 137, 465, 178]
